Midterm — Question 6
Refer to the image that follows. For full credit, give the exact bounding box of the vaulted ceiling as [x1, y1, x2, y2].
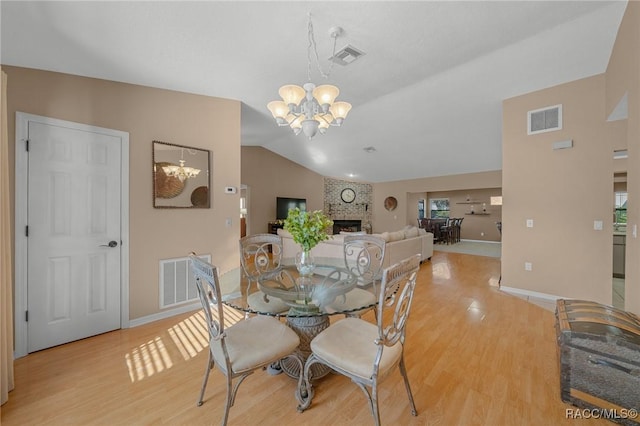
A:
[1, 1, 627, 182]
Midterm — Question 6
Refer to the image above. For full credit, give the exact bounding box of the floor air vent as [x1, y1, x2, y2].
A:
[528, 104, 562, 135]
[159, 254, 210, 308]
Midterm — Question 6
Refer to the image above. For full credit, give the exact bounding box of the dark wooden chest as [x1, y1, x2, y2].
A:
[555, 299, 640, 425]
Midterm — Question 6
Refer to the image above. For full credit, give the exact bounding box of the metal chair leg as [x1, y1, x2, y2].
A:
[399, 355, 418, 416]
[197, 352, 214, 406]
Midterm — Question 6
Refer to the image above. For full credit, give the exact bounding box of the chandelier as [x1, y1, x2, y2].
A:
[162, 149, 201, 182]
[267, 15, 352, 140]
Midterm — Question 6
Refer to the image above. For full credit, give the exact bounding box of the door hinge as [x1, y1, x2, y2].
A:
[25, 139, 29, 151]
[25, 311, 28, 322]
[25, 226, 29, 237]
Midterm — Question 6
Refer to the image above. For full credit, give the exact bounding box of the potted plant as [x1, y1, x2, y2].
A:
[282, 207, 333, 276]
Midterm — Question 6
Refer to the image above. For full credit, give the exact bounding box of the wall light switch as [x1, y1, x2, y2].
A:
[225, 218, 232, 228]
[525, 262, 532, 271]
[526, 219, 534, 228]
[593, 220, 603, 231]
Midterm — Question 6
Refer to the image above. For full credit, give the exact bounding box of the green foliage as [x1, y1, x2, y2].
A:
[282, 208, 333, 252]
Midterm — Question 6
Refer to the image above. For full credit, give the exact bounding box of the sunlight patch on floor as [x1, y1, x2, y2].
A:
[168, 312, 210, 360]
[124, 303, 246, 382]
[125, 336, 173, 382]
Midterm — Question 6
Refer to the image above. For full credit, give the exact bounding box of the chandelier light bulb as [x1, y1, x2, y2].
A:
[313, 85, 339, 107]
[279, 85, 306, 106]
[329, 101, 352, 121]
[267, 100, 289, 122]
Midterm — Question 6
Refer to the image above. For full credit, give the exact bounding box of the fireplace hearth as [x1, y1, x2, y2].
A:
[333, 220, 362, 234]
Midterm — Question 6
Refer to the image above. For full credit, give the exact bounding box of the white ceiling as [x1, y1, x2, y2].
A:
[1, 1, 627, 183]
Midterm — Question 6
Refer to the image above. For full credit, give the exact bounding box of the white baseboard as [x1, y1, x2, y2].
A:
[128, 289, 243, 328]
[128, 302, 201, 328]
[499, 285, 563, 303]
[460, 239, 501, 244]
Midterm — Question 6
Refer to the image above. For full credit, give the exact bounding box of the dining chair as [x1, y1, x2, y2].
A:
[454, 217, 463, 242]
[189, 254, 303, 426]
[328, 235, 385, 318]
[343, 234, 386, 287]
[239, 233, 288, 314]
[298, 254, 421, 425]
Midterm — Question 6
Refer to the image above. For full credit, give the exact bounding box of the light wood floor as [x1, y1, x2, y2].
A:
[1, 252, 610, 425]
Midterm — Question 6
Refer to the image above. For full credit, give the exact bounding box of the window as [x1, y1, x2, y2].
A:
[614, 192, 627, 224]
[430, 198, 450, 219]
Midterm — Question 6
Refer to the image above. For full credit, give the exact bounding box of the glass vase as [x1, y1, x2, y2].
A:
[295, 249, 316, 277]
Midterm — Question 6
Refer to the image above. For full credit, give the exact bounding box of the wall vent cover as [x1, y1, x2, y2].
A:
[528, 104, 562, 135]
[159, 254, 210, 308]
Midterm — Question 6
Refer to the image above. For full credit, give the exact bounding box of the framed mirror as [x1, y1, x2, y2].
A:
[153, 140, 210, 208]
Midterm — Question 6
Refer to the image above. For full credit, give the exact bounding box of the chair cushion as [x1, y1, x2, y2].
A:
[323, 289, 376, 314]
[212, 316, 299, 373]
[247, 291, 289, 314]
[310, 318, 402, 380]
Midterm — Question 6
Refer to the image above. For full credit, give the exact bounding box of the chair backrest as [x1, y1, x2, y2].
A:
[343, 235, 386, 286]
[239, 233, 283, 282]
[376, 254, 421, 348]
[189, 254, 231, 370]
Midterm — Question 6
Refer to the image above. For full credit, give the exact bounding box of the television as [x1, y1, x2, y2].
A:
[276, 197, 307, 220]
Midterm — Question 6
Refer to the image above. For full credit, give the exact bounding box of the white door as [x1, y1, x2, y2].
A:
[26, 120, 123, 352]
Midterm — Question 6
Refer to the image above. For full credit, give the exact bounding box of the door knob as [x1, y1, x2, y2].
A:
[100, 240, 118, 248]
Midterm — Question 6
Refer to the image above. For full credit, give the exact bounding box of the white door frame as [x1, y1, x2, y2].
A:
[14, 112, 130, 358]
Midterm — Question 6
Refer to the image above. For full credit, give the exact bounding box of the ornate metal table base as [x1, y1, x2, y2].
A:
[281, 315, 331, 380]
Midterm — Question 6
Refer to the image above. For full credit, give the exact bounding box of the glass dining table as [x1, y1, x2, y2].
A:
[221, 257, 379, 380]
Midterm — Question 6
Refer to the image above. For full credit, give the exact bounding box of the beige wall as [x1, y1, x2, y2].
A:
[4, 66, 241, 320]
[372, 171, 502, 233]
[605, 1, 639, 314]
[240, 146, 324, 235]
[501, 2, 640, 315]
[503, 74, 616, 305]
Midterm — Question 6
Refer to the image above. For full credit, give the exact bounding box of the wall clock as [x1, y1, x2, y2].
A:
[341, 188, 356, 203]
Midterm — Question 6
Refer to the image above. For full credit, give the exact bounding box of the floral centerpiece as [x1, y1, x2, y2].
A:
[282, 208, 333, 277]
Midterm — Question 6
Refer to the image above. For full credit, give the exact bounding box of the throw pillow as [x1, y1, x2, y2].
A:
[388, 230, 405, 242]
[404, 226, 419, 239]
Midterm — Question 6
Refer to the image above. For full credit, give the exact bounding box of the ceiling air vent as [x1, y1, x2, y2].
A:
[527, 104, 562, 135]
[329, 44, 366, 66]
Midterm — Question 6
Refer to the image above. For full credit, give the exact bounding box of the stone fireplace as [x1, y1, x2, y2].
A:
[333, 220, 362, 234]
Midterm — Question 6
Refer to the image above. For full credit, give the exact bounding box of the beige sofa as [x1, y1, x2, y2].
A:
[277, 226, 433, 268]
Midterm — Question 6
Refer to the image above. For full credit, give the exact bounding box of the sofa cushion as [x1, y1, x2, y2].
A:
[277, 228, 292, 238]
[388, 230, 405, 242]
[403, 226, 419, 239]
